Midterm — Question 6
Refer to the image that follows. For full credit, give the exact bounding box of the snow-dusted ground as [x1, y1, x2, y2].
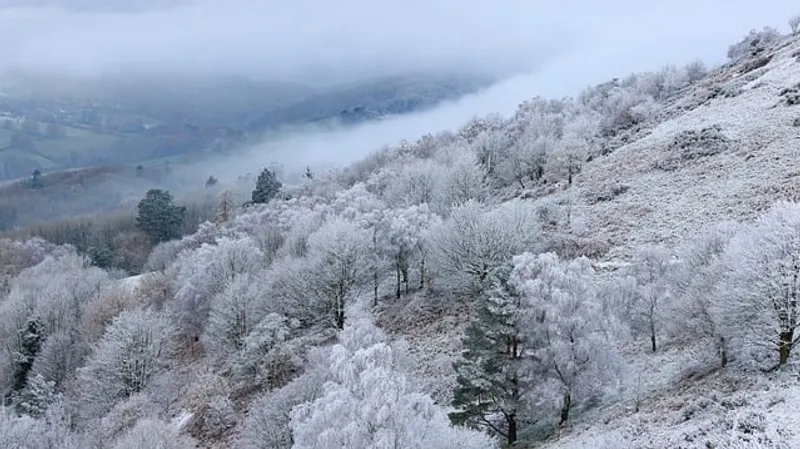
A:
[548, 35, 800, 261]
[544, 368, 800, 449]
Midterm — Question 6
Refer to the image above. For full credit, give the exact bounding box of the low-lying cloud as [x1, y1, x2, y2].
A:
[191, 0, 800, 181]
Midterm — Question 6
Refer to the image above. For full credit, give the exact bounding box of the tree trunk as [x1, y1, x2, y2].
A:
[720, 336, 728, 368]
[650, 322, 657, 353]
[779, 329, 794, 365]
[559, 392, 571, 426]
[373, 269, 379, 307]
[335, 296, 345, 330]
[507, 413, 517, 445]
[402, 266, 409, 295]
[419, 257, 425, 289]
[395, 264, 401, 300]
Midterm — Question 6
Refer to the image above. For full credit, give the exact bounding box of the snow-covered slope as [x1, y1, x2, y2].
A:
[380, 34, 800, 449]
[555, 36, 800, 260]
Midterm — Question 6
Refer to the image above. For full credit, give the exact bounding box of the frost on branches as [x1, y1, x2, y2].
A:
[289, 317, 498, 449]
[719, 202, 800, 368]
[429, 199, 538, 294]
[75, 309, 176, 422]
[450, 253, 622, 443]
[511, 253, 622, 427]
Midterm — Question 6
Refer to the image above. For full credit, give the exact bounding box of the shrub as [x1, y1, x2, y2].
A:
[789, 14, 800, 35]
[727, 27, 781, 61]
[654, 125, 731, 171]
[779, 83, 800, 106]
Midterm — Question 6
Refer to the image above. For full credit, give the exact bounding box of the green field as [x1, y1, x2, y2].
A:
[34, 128, 121, 163]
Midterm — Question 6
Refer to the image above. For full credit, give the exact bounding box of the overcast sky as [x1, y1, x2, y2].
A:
[2, 0, 798, 179]
[0, 0, 795, 86]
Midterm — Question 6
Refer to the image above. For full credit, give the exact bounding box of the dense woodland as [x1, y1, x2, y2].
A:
[1, 21, 800, 449]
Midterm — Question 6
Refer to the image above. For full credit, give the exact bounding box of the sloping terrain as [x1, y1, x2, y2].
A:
[5, 21, 800, 449]
[556, 37, 800, 260]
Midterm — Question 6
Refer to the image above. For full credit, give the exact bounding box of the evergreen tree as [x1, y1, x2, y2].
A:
[87, 246, 114, 269]
[449, 263, 529, 446]
[205, 175, 219, 188]
[11, 317, 44, 393]
[304, 166, 314, 180]
[136, 189, 186, 243]
[251, 168, 282, 205]
[30, 169, 43, 189]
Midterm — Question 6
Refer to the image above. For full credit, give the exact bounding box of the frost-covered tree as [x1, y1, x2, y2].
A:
[790, 15, 800, 35]
[110, 418, 197, 449]
[0, 250, 108, 395]
[383, 159, 443, 209]
[290, 317, 498, 449]
[75, 309, 176, 422]
[727, 27, 781, 60]
[440, 151, 491, 207]
[13, 373, 57, 417]
[236, 368, 326, 449]
[304, 219, 371, 329]
[429, 200, 538, 294]
[169, 236, 264, 340]
[449, 263, 530, 446]
[671, 221, 739, 367]
[30, 330, 85, 390]
[718, 202, 800, 367]
[229, 313, 294, 388]
[202, 273, 263, 360]
[626, 244, 673, 353]
[512, 252, 622, 425]
[358, 209, 389, 306]
[380, 205, 439, 298]
[472, 130, 508, 184]
[546, 114, 596, 187]
[0, 403, 86, 449]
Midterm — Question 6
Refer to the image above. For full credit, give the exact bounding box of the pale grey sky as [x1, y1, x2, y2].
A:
[2, 0, 795, 85]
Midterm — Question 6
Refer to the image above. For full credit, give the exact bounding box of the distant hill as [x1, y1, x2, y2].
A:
[0, 71, 493, 230]
[0, 71, 493, 182]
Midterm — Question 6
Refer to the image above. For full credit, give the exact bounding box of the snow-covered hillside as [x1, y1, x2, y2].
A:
[564, 35, 800, 259]
[5, 23, 800, 449]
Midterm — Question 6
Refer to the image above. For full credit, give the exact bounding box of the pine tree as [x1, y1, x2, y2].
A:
[449, 263, 528, 446]
[30, 169, 43, 189]
[11, 317, 44, 393]
[136, 189, 186, 243]
[251, 168, 282, 205]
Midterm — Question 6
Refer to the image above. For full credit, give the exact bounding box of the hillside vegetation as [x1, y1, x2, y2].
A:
[3, 20, 800, 449]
